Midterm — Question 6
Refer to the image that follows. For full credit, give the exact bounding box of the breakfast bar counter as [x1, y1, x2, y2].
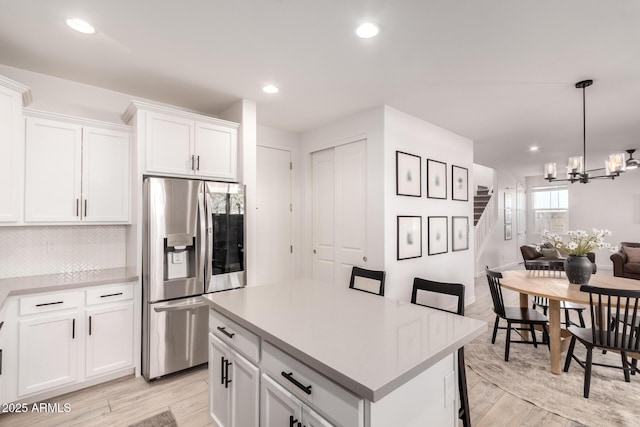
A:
[201, 279, 486, 427]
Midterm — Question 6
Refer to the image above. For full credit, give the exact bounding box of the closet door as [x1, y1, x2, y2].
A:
[311, 140, 367, 286]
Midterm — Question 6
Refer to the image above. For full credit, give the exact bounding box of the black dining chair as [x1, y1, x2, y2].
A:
[563, 285, 640, 398]
[528, 263, 586, 328]
[349, 266, 386, 296]
[485, 266, 550, 361]
[411, 278, 470, 427]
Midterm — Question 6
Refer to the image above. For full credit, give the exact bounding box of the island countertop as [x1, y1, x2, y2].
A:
[201, 279, 486, 402]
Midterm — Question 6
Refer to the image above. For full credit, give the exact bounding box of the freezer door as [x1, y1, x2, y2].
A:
[143, 297, 209, 380]
[143, 177, 206, 302]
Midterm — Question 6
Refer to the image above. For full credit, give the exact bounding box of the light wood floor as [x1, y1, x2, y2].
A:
[0, 274, 585, 427]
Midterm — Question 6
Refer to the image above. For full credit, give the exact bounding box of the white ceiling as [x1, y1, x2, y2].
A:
[1, 0, 639, 175]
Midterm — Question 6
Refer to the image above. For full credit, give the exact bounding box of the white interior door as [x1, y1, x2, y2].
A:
[256, 146, 293, 285]
[312, 148, 336, 284]
[312, 140, 367, 286]
[516, 182, 527, 262]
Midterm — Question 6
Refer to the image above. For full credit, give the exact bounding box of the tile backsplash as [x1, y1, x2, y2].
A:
[0, 225, 127, 278]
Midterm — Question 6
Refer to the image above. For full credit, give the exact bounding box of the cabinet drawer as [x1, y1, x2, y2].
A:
[209, 310, 260, 364]
[262, 341, 363, 427]
[86, 284, 133, 305]
[19, 292, 82, 316]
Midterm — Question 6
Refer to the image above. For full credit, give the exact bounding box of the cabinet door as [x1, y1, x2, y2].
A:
[25, 118, 83, 222]
[195, 122, 237, 180]
[0, 85, 23, 222]
[18, 312, 79, 396]
[230, 349, 259, 427]
[82, 127, 131, 222]
[85, 302, 133, 378]
[146, 112, 195, 176]
[261, 374, 302, 427]
[209, 333, 231, 427]
[302, 406, 333, 427]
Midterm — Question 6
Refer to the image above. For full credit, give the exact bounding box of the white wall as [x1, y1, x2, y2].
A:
[475, 170, 523, 274]
[473, 164, 495, 191]
[526, 171, 640, 271]
[256, 125, 304, 278]
[383, 106, 475, 304]
[300, 106, 386, 277]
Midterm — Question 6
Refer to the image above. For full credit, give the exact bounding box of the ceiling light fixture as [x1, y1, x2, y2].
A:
[356, 22, 380, 39]
[262, 85, 279, 94]
[625, 149, 640, 170]
[544, 80, 635, 184]
[529, 146, 539, 152]
[65, 18, 96, 34]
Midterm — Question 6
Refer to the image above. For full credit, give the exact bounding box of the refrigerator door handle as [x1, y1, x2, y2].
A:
[153, 300, 208, 313]
[204, 189, 213, 292]
[198, 183, 207, 291]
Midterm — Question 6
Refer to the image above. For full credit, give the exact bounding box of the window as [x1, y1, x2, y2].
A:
[531, 186, 568, 233]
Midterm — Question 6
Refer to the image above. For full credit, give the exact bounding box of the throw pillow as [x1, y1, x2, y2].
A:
[623, 246, 640, 263]
[540, 248, 561, 259]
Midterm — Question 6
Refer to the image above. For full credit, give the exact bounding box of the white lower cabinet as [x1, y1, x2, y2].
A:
[209, 333, 259, 427]
[18, 311, 79, 396]
[85, 302, 134, 378]
[1, 282, 135, 403]
[261, 374, 332, 427]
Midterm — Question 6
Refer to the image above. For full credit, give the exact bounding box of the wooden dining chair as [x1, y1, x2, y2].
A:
[349, 266, 386, 296]
[411, 278, 470, 427]
[485, 266, 550, 361]
[528, 263, 586, 328]
[563, 285, 640, 398]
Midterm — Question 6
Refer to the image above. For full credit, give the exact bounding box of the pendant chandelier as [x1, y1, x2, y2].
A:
[544, 80, 637, 184]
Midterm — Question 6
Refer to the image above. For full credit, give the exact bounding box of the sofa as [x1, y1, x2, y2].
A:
[520, 243, 597, 274]
[610, 242, 640, 280]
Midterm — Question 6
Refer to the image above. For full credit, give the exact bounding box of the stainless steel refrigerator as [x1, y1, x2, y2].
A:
[142, 177, 245, 380]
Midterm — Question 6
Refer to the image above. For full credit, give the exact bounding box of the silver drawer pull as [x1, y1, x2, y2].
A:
[36, 301, 63, 307]
[153, 301, 207, 312]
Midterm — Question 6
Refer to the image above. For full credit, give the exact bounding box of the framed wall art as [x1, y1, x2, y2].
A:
[427, 159, 447, 199]
[505, 224, 513, 240]
[452, 216, 469, 251]
[451, 165, 469, 201]
[427, 216, 448, 255]
[396, 151, 422, 197]
[397, 216, 422, 260]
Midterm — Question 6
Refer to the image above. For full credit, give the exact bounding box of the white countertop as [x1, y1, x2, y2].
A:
[201, 279, 486, 402]
[0, 267, 138, 310]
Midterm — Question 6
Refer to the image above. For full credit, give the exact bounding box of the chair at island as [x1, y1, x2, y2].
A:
[349, 266, 386, 296]
[485, 266, 550, 361]
[563, 284, 640, 398]
[411, 278, 470, 427]
[610, 242, 640, 280]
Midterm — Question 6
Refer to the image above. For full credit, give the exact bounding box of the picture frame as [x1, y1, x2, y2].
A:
[396, 151, 422, 197]
[504, 192, 513, 209]
[427, 159, 447, 199]
[452, 165, 469, 201]
[427, 216, 448, 255]
[397, 216, 422, 260]
[504, 209, 512, 224]
[452, 216, 469, 251]
[505, 224, 513, 240]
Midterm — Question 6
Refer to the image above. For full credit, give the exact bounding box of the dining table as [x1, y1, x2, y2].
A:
[499, 269, 640, 374]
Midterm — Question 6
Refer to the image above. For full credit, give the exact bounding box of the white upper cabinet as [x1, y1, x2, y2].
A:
[24, 112, 131, 224]
[124, 101, 239, 181]
[0, 76, 31, 223]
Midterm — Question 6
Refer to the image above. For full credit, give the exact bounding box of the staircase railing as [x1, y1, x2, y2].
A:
[475, 188, 498, 258]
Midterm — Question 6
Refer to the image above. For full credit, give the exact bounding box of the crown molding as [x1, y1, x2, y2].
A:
[122, 100, 239, 128]
[0, 75, 33, 106]
[23, 108, 132, 133]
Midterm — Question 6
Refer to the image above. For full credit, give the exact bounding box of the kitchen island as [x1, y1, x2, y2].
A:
[201, 279, 486, 427]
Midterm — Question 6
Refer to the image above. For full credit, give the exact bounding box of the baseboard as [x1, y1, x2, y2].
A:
[475, 261, 520, 277]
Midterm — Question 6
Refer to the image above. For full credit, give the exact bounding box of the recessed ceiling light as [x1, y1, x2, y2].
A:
[65, 18, 96, 34]
[263, 85, 279, 94]
[529, 146, 539, 152]
[356, 22, 380, 39]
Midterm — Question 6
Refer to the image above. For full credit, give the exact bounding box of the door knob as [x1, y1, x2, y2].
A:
[363, 256, 367, 262]
[313, 249, 316, 254]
